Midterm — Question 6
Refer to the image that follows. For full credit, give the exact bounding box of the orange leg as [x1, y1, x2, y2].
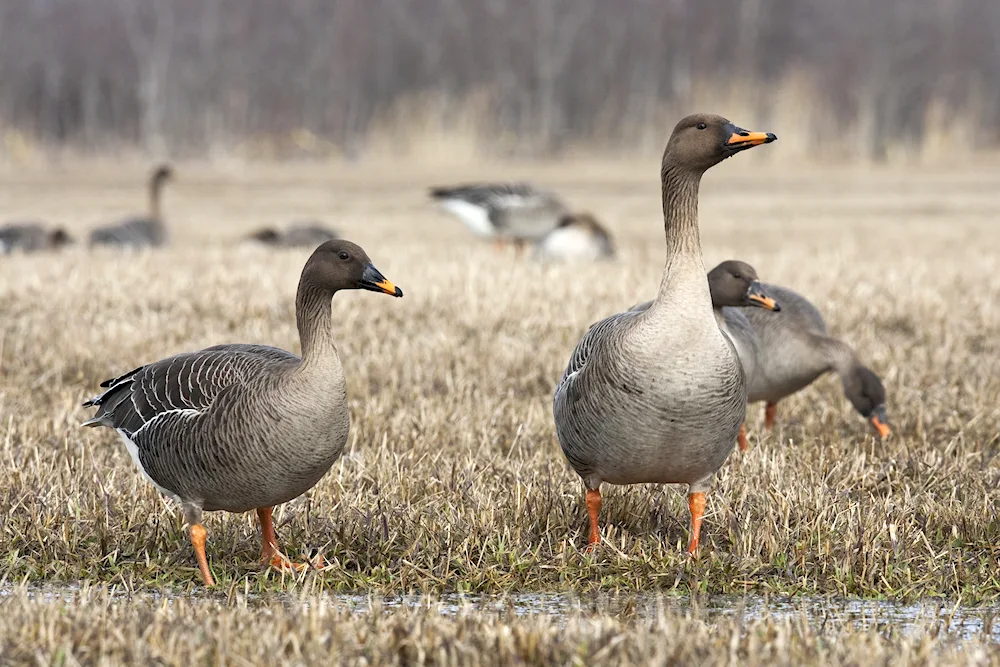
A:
[686, 492, 707, 555]
[737, 423, 749, 452]
[585, 488, 602, 548]
[189, 523, 215, 587]
[764, 402, 778, 431]
[257, 507, 323, 572]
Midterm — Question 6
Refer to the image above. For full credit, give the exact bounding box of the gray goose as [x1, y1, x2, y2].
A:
[89, 164, 173, 248]
[535, 213, 616, 262]
[553, 113, 776, 554]
[0, 222, 72, 254]
[429, 182, 578, 253]
[82, 239, 403, 586]
[245, 221, 339, 248]
[733, 282, 891, 440]
[631, 260, 781, 452]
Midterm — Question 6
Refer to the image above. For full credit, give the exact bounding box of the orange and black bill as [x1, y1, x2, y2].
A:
[746, 281, 781, 311]
[360, 264, 404, 297]
[869, 404, 892, 439]
[724, 123, 777, 154]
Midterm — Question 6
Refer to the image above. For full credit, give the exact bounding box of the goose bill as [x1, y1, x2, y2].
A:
[746, 281, 781, 311]
[359, 264, 403, 297]
[869, 405, 892, 438]
[724, 125, 777, 152]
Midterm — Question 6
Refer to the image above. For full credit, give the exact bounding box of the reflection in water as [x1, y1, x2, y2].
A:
[2, 586, 997, 641]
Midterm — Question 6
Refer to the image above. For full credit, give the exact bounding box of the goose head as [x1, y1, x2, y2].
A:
[152, 164, 174, 185]
[707, 260, 780, 311]
[304, 239, 403, 297]
[844, 365, 891, 439]
[247, 227, 282, 245]
[664, 113, 776, 172]
[48, 228, 73, 248]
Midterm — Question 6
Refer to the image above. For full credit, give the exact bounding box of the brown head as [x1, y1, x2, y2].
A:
[663, 113, 776, 173]
[151, 164, 174, 184]
[707, 260, 780, 310]
[843, 365, 891, 438]
[48, 228, 73, 248]
[248, 227, 282, 245]
[300, 239, 403, 297]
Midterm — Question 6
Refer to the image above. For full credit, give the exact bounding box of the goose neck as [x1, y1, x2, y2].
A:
[653, 165, 709, 304]
[294, 278, 337, 365]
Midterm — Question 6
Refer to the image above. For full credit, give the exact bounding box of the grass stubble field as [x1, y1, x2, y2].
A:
[0, 157, 998, 664]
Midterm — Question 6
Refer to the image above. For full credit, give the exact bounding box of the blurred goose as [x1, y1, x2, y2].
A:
[82, 239, 403, 586]
[631, 260, 781, 451]
[245, 221, 339, 248]
[429, 182, 572, 251]
[0, 222, 72, 254]
[735, 282, 891, 440]
[535, 213, 616, 262]
[89, 164, 173, 248]
[553, 113, 776, 554]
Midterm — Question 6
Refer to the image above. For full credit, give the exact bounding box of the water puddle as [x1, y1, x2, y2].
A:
[2, 585, 997, 641]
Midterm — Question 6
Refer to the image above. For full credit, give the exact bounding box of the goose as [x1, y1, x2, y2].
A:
[535, 213, 616, 262]
[429, 182, 575, 252]
[81, 239, 403, 586]
[734, 282, 891, 440]
[0, 222, 72, 254]
[553, 113, 775, 554]
[631, 260, 781, 452]
[89, 164, 173, 248]
[245, 221, 339, 248]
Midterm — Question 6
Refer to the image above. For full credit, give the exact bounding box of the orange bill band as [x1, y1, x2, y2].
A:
[727, 131, 772, 146]
[870, 416, 892, 438]
[374, 278, 400, 296]
[747, 293, 779, 310]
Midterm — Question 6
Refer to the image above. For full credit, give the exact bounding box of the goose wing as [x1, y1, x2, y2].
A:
[81, 345, 297, 437]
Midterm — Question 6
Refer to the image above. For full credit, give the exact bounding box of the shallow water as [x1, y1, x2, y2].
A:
[2, 585, 997, 641]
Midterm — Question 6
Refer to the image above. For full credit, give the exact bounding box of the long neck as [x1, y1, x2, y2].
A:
[294, 274, 337, 364]
[821, 337, 859, 377]
[149, 177, 163, 220]
[654, 164, 709, 304]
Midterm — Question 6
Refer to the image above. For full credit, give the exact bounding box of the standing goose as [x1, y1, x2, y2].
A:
[429, 182, 575, 252]
[554, 114, 776, 554]
[535, 212, 617, 262]
[89, 164, 173, 248]
[0, 222, 72, 254]
[82, 239, 403, 586]
[631, 260, 781, 452]
[735, 283, 892, 440]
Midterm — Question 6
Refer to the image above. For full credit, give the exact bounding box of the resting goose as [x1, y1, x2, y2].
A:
[245, 222, 339, 248]
[735, 283, 891, 439]
[89, 164, 173, 248]
[535, 213, 616, 262]
[0, 222, 72, 254]
[429, 182, 575, 252]
[553, 113, 776, 554]
[631, 260, 781, 452]
[82, 239, 403, 586]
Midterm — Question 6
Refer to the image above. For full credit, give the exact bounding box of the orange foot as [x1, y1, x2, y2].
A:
[266, 551, 326, 573]
[737, 423, 749, 452]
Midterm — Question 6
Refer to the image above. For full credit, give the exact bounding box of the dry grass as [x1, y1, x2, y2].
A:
[0, 158, 998, 615]
[0, 587, 998, 667]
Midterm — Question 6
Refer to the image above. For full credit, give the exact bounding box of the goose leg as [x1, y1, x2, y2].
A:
[686, 492, 707, 555]
[737, 423, 749, 451]
[764, 402, 778, 431]
[585, 488, 602, 548]
[184, 504, 215, 587]
[256, 507, 323, 573]
[492, 238, 505, 252]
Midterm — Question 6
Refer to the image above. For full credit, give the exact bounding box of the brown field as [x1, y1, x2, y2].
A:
[1, 157, 999, 663]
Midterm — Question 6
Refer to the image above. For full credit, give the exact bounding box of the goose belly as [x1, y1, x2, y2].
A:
[556, 356, 746, 487]
[440, 200, 495, 237]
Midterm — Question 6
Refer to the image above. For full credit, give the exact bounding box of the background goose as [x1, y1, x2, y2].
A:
[89, 164, 173, 248]
[0, 222, 72, 254]
[81, 239, 403, 586]
[735, 283, 892, 439]
[245, 221, 339, 248]
[631, 260, 781, 452]
[534, 213, 616, 262]
[553, 113, 776, 554]
[429, 182, 574, 252]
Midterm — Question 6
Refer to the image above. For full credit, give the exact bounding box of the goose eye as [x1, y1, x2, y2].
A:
[696, 122, 707, 130]
[338, 251, 350, 260]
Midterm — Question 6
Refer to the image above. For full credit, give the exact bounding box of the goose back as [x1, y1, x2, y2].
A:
[430, 182, 569, 242]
